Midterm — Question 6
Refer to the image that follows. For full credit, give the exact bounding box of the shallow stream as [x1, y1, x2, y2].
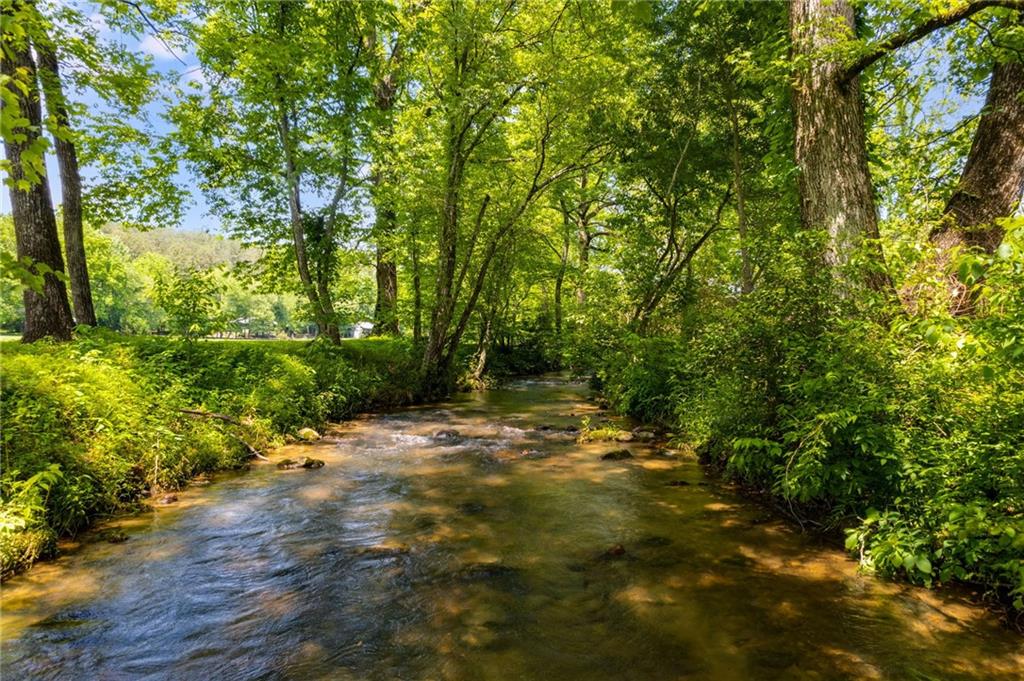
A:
[2, 377, 1022, 680]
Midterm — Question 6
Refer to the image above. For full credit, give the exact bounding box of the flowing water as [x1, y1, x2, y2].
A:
[2, 377, 1022, 680]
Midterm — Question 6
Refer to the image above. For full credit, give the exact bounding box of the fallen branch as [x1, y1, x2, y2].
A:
[178, 408, 240, 425]
[227, 432, 269, 461]
[177, 409, 268, 460]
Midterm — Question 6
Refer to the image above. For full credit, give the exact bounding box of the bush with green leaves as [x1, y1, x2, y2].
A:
[591, 227, 1024, 610]
[0, 332, 416, 578]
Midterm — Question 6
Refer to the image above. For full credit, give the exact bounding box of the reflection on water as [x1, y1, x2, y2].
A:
[2, 376, 1022, 680]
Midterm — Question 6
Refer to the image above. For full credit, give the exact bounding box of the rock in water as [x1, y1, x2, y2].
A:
[614, 432, 634, 442]
[434, 429, 461, 439]
[601, 544, 627, 559]
[633, 431, 656, 442]
[601, 449, 633, 461]
[296, 427, 321, 441]
[458, 501, 487, 515]
[101, 529, 128, 544]
[277, 457, 325, 470]
[666, 480, 690, 487]
[639, 535, 672, 547]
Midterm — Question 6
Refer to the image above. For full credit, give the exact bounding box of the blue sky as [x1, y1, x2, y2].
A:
[2, 2, 988, 236]
[0, 2, 217, 233]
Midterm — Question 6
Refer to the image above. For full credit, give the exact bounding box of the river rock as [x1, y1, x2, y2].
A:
[156, 494, 178, 504]
[356, 544, 411, 557]
[614, 432, 634, 442]
[458, 501, 487, 515]
[296, 427, 321, 441]
[520, 449, 550, 460]
[666, 480, 690, 487]
[639, 535, 672, 547]
[434, 429, 461, 439]
[277, 456, 325, 470]
[600, 544, 627, 559]
[632, 431, 656, 442]
[601, 449, 633, 461]
[459, 563, 521, 581]
[101, 529, 128, 544]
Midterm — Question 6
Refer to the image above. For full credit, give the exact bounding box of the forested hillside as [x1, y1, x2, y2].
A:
[2, 0, 1023, 622]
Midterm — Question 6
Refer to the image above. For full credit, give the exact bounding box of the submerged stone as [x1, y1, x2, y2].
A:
[457, 563, 527, 593]
[600, 544, 628, 559]
[601, 449, 633, 461]
[639, 535, 672, 547]
[666, 480, 690, 487]
[277, 457, 325, 470]
[357, 544, 411, 558]
[31, 610, 96, 629]
[100, 529, 128, 544]
[458, 501, 487, 515]
[434, 429, 461, 439]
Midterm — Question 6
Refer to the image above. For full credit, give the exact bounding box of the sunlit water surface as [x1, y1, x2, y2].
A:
[2, 377, 1022, 680]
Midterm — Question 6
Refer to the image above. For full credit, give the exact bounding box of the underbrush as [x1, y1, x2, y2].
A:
[0, 331, 416, 579]
[590, 239, 1024, 613]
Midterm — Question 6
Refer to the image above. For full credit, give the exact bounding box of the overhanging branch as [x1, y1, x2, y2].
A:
[842, 0, 1024, 82]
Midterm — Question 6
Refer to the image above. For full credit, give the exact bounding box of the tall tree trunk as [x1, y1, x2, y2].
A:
[373, 206, 400, 335]
[553, 248, 567, 335]
[576, 228, 590, 305]
[411, 221, 423, 345]
[931, 58, 1024, 314]
[2, 40, 75, 342]
[727, 84, 754, 295]
[277, 104, 338, 343]
[472, 308, 493, 384]
[790, 0, 890, 292]
[422, 127, 464, 391]
[371, 60, 400, 336]
[36, 40, 95, 326]
[933, 59, 1024, 252]
[274, 3, 338, 344]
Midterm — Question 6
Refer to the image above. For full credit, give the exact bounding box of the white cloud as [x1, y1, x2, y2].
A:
[87, 12, 109, 35]
[139, 34, 178, 61]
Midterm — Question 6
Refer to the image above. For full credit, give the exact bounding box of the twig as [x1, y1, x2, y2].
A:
[178, 408, 239, 425]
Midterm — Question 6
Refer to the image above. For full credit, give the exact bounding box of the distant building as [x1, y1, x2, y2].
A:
[351, 321, 374, 339]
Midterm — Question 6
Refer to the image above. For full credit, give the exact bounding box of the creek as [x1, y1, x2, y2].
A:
[2, 377, 1022, 680]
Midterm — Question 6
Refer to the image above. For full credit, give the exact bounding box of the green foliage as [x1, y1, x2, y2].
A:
[593, 245, 1024, 608]
[0, 333, 416, 577]
[153, 267, 226, 339]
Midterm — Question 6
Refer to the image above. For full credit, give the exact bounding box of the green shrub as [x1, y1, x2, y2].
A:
[0, 333, 416, 578]
[590, 235, 1024, 609]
